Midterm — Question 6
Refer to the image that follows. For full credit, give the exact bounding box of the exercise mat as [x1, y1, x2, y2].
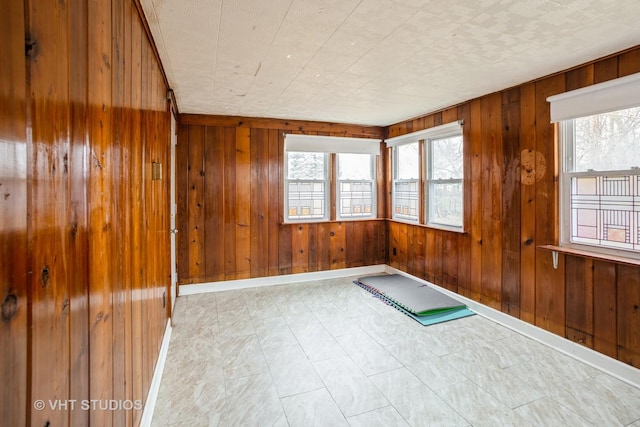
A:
[357, 274, 466, 316]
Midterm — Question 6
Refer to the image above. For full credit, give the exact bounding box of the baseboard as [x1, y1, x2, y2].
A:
[140, 319, 172, 427]
[384, 266, 640, 390]
[179, 264, 387, 295]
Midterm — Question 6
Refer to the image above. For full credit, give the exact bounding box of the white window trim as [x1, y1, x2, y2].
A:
[284, 134, 381, 223]
[391, 143, 420, 223]
[336, 154, 377, 221]
[425, 133, 464, 232]
[559, 119, 640, 259]
[552, 73, 640, 258]
[284, 152, 330, 223]
[387, 121, 464, 227]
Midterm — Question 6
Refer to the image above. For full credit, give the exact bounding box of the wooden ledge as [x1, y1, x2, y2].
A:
[539, 244, 640, 268]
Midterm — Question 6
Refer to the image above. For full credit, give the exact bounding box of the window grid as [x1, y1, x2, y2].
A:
[338, 180, 374, 218]
[569, 173, 640, 251]
[394, 180, 419, 222]
[286, 180, 327, 220]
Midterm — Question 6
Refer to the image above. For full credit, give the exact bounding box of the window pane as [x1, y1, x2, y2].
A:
[338, 153, 373, 180]
[431, 135, 463, 179]
[394, 180, 419, 221]
[287, 152, 326, 179]
[573, 106, 640, 172]
[339, 181, 373, 218]
[287, 180, 325, 219]
[396, 143, 419, 179]
[429, 181, 463, 227]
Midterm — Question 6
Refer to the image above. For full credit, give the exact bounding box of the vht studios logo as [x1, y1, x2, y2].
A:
[33, 399, 143, 411]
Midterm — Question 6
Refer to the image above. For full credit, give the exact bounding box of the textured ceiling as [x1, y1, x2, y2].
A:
[141, 0, 640, 126]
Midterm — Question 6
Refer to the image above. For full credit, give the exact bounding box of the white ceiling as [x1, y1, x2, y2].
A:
[141, 0, 640, 127]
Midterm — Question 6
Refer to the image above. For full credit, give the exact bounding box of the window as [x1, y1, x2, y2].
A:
[392, 142, 420, 222]
[426, 134, 463, 228]
[387, 121, 464, 230]
[285, 151, 329, 221]
[337, 153, 376, 219]
[560, 106, 640, 253]
[284, 134, 381, 222]
[549, 71, 640, 256]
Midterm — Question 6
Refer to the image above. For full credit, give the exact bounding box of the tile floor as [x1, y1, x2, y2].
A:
[152, 276, 640, 426]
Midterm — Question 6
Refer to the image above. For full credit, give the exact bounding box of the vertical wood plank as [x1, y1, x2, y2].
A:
[204, 126, 224, 280]
[268, 129, 280, 276]
[28, 0, 74, 424]
[565, 256, 594, 347]
[0, 0, 27, 423]
[250, 128, 268, 277]
[534, 74, 565, 335]
[176, 124, 189, 283]
[317, 222, 331, 271]
[565, 64, 594, 91]
[235, 127, 251, 278]
[111, 0, 127, 423]
[87, 0, 114, 423]
[413, 226, 426, 280]
[617, 264, 640, 368]
[129, 10, 145, 422]
[442, 232, 458, 292]
[291, 224, 309, 273]
[345, 222, 364, 268]
[501, 87, 521, 317]
[224, 127, 237, 279]
[593, 261, 617, 358]
[480, 92, 503, 309]
[594, 56, 619, 84]
[187, 125, 205, 278]
[618, 49, 640, 77]
[330, 222, 346, 269]
[469, 99, 483, 300]
[519, 82, 537, 324]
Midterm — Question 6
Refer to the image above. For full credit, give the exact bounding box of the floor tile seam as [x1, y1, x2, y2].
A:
[430, 379, 509, 426]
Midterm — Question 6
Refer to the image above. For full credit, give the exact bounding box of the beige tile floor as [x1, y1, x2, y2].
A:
[152, 276, 640, 426]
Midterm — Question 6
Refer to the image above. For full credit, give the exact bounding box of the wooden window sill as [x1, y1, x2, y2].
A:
[539, 244, 640, 268]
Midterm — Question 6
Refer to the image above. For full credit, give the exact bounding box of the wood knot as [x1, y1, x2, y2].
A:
[40, 266, 50, 287]
[330, 231, 335, 237]
[2, 294, 18, 321]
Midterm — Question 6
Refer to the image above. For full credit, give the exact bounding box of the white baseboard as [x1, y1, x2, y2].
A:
[384, 266, 640, 390]
[140, 319, 172, 427]
[179, 264, 386, 295]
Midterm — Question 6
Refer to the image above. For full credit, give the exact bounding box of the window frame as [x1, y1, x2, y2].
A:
[283, 133, 382, 224]
[284, 151, 330, 223]
[424, 132, 464, 232]
[559, 111, 640, 259]
[391, 142, 421, 223]
[336, 153, 377, 221]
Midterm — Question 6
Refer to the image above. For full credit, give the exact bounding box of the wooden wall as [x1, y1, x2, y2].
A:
[0, 0, 171, 425]
[176, 116, 387, 284]
[387, 46, 640, 369]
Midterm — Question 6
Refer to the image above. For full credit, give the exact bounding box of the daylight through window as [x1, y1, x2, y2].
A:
[561, 106, 640, 253]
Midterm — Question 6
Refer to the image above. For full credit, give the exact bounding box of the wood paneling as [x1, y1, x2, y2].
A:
[386, 45, 640, 369]
[176, 121, 386, 284]
[0, 0, 27, 425]
[1, 0, 171, 424]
